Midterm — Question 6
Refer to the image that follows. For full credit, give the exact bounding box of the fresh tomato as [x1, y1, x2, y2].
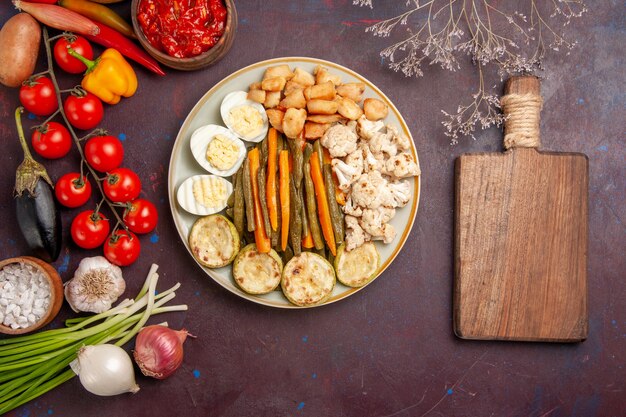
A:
[54, 35, 93, 74]
[19, 76, 58, 116]
[31, 122, 72, 159]
[85, 135, 124, 172]
[71, 210, 110, 249]
[104, 230, 141, 266]
[103, 168, 141, 203]
[55, 173, 92, 208]
[64, 92, 104, 130]
[123, 199, 158, 234]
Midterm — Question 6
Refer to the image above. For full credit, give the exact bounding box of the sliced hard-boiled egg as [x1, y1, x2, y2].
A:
[177, 175, 233, 216]
[220, 91, 268, 143]
[190, 124, 246, 177]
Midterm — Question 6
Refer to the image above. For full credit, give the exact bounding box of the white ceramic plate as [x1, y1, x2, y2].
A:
[168, 57, 421, 308]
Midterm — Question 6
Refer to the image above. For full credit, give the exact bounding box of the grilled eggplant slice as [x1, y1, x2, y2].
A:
[281, 252, 335, 306]
[233, 244, 283, 294]
[189, 214, 240, 268]
[334, 242, 379, 287]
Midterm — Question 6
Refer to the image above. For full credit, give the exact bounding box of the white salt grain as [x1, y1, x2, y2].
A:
[0, 262, 50, 329]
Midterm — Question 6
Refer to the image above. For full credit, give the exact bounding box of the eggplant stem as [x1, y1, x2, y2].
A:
[15, 108, 33, 161]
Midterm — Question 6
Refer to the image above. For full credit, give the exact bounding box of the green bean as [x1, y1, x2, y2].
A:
[303, 143, 313, 164]
[313, 140, 324, 169]
[227, 190, 235, 208]
[287, 138, 304, 189]
[259, 135, 269, 167]
[303, 162, 324, 250]
[281, 245, 294, 264]
[299, 186, 309, 239]
[233, 166, 245, 238]
[257, 166, 272, 236]
[225, 207, 234, 219]
[289, 176, 302, 255]
[242, 157, 255, 232]
[323, 164, 344, 246]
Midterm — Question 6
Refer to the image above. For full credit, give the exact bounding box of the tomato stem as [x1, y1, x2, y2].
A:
[43, 27, 126, 234]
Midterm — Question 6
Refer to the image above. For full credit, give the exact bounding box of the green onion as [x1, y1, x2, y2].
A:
[0, 264, 187, 414]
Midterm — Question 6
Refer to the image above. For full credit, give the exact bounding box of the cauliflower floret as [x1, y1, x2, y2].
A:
[361, 143, 384, 173]
[359, 208, 397, 244]
[351, 171, 394, 209]
[385, 152, 421, 178]
[320, 124, 358, 158]
[356, 115, 384, 140]
[369, 131, 398, 157]
[343, 195, 363, 217]
[344, 148, 364, 172]
[332, 158, 362, 191]
[386, 124, 412, 151]
[344, 215, 370, 251]
[387, 179, 412, 208]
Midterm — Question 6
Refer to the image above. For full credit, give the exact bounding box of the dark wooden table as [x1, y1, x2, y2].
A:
[0, 2, 624, 416]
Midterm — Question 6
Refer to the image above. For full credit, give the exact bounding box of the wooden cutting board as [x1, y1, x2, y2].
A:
[454, 76, 588, 342]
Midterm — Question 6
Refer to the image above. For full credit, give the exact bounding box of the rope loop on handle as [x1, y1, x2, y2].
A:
[501, 93, 543, 149]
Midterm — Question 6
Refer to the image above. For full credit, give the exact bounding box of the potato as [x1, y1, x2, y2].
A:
[314, 66, 341, 86]
[303, 82, 336, 101]
[262, 76, 287, 92]
[249, 82, 262, 90]
[363, 98, 389, 121]
[337, 97, 363, 120]
[307, 99, 339, 115]
[337, 83, 366, 103]
[282, 108, 307, 138]
[0, 13, 41, 88]
[304, 122, 331, 139]
[292, 67, 315, 86]
[247, 89, 266, 104]
[264, 91, 281, 108]
[266, 109, 285, 132]
[284, 80, 304, 96]
[280, 90, 306, 109]
[306, 114, 347, 124]
[263, 65, 294, 81]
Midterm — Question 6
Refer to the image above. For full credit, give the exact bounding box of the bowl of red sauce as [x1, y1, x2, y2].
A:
[131, 0, 237, 71]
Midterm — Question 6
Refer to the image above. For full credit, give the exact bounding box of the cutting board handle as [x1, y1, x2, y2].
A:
[502, 76, 543, 150]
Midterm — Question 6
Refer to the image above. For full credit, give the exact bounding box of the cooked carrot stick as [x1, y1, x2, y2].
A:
[302, 223, 314, 249]
[310, 152, 336, 256]
[279, 150, 290, 251]
[266, 128, 278, 231]
[249, 148, 271, 253]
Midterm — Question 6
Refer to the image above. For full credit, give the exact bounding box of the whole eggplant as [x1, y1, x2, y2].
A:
[13, 107, 62, 262]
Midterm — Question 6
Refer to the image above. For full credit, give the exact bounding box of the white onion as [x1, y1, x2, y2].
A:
[70, 344, 139, 396]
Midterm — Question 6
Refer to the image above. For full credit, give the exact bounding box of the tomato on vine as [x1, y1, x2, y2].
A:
[104, 230, 141, 266]
[103, 168, 141, 203]
[19, 76, 58, 116]
[64, 91, 104, 130]
[123, 199, 158, 234]
[31, 122, 72, 159]
[55, 173, 92, 208]
[71, 210, 110, 249]
[85, 134, 124, 172]
[53, 35, 93, 74]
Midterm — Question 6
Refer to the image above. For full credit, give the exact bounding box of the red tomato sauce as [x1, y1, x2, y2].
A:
[137, 0, 227, 59]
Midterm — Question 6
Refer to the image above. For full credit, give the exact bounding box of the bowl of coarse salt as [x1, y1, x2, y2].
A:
[0, 256, 63, 335]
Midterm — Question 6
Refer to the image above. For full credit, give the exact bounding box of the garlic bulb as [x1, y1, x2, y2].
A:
[71, 344, 140, 396]
[64, 256, 125, 313]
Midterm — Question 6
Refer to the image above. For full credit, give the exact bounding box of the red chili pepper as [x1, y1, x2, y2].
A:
[83, 20, 165, 76]
[22, 0, 57, 3]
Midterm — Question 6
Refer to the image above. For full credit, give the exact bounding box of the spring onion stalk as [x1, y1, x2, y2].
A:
[0, 264, 187, 414]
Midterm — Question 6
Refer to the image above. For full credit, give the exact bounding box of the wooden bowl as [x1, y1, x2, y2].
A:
[131, 0, 238, 71]
[0, 256, 63, 335]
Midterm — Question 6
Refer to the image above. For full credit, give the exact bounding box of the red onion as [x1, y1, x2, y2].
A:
[133, 325, 193, 380]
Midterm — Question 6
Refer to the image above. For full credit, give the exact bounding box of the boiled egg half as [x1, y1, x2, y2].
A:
[177, 175, 233, 216]
[220, 91, 268, 143]
[190, 124, 246, 177]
